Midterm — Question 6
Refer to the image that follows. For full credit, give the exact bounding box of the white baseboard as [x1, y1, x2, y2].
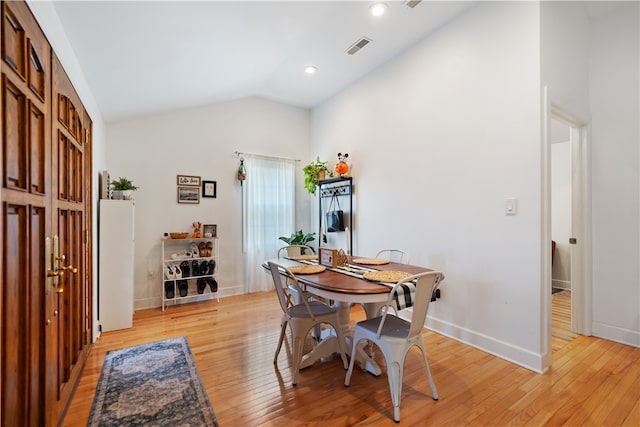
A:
[592, 322, 640, 347]
[552, 279, 571, 290]
[425, 316, 547, 373]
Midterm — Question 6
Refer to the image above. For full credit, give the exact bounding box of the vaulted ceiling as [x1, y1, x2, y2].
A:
[52, 0, 477, 122]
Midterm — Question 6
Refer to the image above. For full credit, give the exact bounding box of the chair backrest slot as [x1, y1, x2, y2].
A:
[376, 271, 443, 340]
[376, 249, 410, 264]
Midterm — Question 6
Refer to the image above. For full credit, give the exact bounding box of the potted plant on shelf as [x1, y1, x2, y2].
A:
[110, 177, 138, 200]
[278, 230, 316, 255]
[303, 156, 332, 195]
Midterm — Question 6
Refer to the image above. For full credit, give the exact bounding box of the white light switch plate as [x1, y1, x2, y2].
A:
[505, 198, 517, 215]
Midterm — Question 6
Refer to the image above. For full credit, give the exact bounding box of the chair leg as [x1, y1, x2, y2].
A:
[330, 321, 349, 370]
[274, 319, 288, 363]
[290, 325, 305, 386]
[387, 360, 404, 422]
[418, 342, 439, 400]
[344, 334, 361, 386]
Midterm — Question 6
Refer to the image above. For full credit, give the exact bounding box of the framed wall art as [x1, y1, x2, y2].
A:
[202, 180, 217, 198]
[177, 186, 200, 204]
[177, 175, 201, 186]
[202, 224, 217, 238]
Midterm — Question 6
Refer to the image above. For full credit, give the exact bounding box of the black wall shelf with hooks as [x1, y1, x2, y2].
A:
[318, 177, 353, 255]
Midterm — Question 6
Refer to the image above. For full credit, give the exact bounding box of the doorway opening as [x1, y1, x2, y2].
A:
[547, 106, 591, 359]
[550, 118, 578, 350]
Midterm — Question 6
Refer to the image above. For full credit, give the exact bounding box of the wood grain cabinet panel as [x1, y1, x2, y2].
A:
[29, 101, 45, 194]
[1, 1, 92, 425]
[2, 5, 26, 78]
[2, 78, 27, 190]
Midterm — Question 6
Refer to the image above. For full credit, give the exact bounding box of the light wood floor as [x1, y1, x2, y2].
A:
[62, 291, 639, 426]
[551, 291, 577, 352]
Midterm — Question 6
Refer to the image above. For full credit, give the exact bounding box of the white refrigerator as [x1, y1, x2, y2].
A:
[99, 200, 134, 332]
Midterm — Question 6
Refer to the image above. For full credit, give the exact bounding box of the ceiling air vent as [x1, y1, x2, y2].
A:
[403, 0, 422, 8]
[346, 37, 372, 55]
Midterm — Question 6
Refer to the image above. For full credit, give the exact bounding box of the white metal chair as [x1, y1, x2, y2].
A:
[344, 270, 443, 422]
[277, 245, 316, 304]
[267, 261, 348, 385]
[376, 249, 410, 264]
[277, 244, 315, 258]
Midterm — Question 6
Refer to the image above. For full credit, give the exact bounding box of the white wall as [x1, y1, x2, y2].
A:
[543, 1, 640, 347]
[107, 97, 311, 309]
[589, 3, 640, 346]
[540, 1, 591, 121]
[27, 1, 107, 341]
[313, 2, 545, 370]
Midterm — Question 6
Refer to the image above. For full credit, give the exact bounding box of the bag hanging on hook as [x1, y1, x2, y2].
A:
[326, 191, 345, 232]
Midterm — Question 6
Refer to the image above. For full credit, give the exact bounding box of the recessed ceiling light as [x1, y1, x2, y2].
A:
[369, 2, 387, 17]
[304, 65, 318, 75]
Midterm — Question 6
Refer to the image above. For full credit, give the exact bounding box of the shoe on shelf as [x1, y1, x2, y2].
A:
[192, 260, 200, 276]
[198, 242, 207, 257]
[197, 278, 207, 294]
[180, 261, 190, 277]
[174, 264, 182, 279]
[165, 265, 176, 280]
[202, 260, 211, 275]
[177, 280, 188, 297]
[165, 282, 175, 299]
[206, 277, 218, 293]
[208, 260, 216, 274]
[206, 242, 213, 257]
[190, 244, 199, 258]
[171, 252, 189, 260]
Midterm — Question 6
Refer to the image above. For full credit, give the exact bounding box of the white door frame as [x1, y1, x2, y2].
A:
[542, 87, 592, 367]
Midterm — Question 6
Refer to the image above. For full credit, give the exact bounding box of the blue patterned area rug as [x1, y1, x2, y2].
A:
[88, 336, 219, 426]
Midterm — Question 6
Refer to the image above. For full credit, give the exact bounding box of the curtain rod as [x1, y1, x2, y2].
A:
[234, 151, 300, 163]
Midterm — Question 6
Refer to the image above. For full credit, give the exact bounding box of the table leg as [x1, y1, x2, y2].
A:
[298, 301, 382, 375]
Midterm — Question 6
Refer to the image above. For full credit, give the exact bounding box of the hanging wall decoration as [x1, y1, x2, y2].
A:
[237, 158, 246, 185]
[202, 180, 217, 198]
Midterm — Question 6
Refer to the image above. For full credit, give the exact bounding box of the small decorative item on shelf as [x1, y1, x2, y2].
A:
[169, 232, 188, 239]
[303, 156, 332, 195]
[203, 224, 217, 238]
[237, 158, 246, 185]
[110, 176, 138, 200]
[191, 221, 202, 238]
[335, 152, 350, 177]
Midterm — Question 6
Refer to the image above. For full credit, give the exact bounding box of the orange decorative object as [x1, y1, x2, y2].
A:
[192, 221, 202, 238]
[335, 152, 350, 177]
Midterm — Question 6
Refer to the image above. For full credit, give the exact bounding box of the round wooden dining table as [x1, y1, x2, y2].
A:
[263, 256, 433, 375]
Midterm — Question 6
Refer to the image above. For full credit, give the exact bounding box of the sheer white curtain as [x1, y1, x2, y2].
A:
[242, 156, 295, 292]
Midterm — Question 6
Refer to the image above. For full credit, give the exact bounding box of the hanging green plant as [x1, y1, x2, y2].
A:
[303, 156, 332, 195]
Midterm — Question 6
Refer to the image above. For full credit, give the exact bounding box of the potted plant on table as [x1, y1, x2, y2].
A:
[278, 230, 316, 255]
[110, 177, 139, 200]
[303, 156, 332, 195]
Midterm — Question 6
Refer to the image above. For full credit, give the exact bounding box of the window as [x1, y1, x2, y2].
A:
[242, 156, 295, 292]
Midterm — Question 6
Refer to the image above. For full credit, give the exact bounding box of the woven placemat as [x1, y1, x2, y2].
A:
[362, 270, 411, 283]
[289, 264, 326, 275]
[352, 258, 390, 265]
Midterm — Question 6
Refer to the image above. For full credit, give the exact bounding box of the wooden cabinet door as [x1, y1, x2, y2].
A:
[50, 52, 92, 424]
[1, 2, 92, 425]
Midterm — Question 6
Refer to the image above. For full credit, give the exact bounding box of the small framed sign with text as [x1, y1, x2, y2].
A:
[319, 248, 339, 268]
[177, 175, 201, 187]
